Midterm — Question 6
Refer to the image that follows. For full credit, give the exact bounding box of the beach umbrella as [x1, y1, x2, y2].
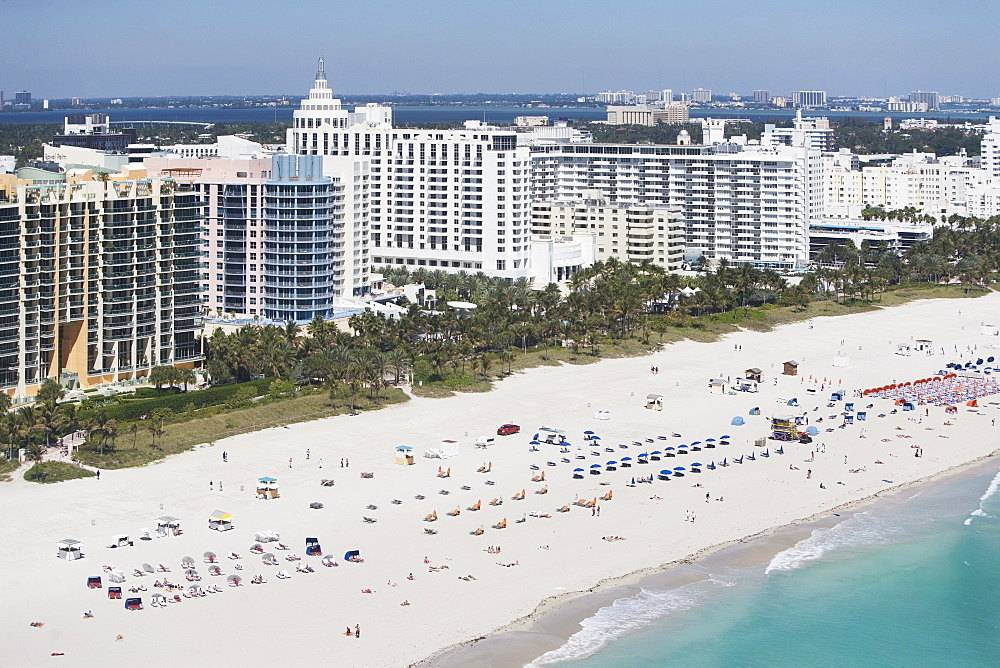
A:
[258, 476, 277, 484]
[720, 435, 731, 440]
[631, 477, 636, 485]
[639, 453, 648, 458]
[621, 456, 633, 461]
[573, 468, 585, 472]
[590, 464, 602, 468]
[651, 450, 661, 456]
[665, 446, 676, 451]
[529, 440, 540, 445]
[606, 460, 617, 465]
[691, 462, 703, 466]
[591, 435, 601, 441]
[705, 438, 716, 443]
[659, 470, 671, 476]
[690, 441, 701, 446]
[673, 466, 686, 471]
[583, 430, 595, 435]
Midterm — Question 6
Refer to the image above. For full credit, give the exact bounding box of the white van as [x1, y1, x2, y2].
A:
[475, 436, 495, 448]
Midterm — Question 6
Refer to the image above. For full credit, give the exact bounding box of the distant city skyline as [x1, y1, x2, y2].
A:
[3, 0, 999, 98]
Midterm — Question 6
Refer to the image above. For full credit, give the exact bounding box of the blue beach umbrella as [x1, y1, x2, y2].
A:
[590, 463, 602, 468]
[705, 438, 716, 443]
[651, 450, 661, 456]
[673, 466, 686, 471]
[529, 440, 540, 445]
[665, 446, 676, 451]
[258, 476, 277, 483]
[621, 456, 633, 461]
[659, 470, 671, 476]
[584, 430, 595, 435]
[573, 468, 584, 472]
[691, 462, 703, 467]
[591, 435, 601, 441]
[720, 435, 731, 439]
[606, 460, 617, 466]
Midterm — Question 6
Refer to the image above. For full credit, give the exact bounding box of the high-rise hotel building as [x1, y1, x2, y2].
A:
[0, 167, 203, 396]
[286, 59, 532, 279]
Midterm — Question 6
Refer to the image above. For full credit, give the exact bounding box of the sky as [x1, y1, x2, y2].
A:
[2, 0, 998, 99]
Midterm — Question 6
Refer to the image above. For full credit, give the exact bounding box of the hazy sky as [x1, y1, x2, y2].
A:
[3, 0, 998, 98]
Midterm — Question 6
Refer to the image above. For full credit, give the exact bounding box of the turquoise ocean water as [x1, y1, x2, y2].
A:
[533, 464, 1000, 667]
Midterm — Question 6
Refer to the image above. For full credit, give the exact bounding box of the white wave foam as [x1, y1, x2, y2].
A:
[528, 579, 724, 665]
[965, 469, 1000, 524]
[765, 512, 900, 575]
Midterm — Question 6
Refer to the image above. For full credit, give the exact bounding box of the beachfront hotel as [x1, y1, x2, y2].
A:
[0, 167, 203, 397]
[288, 58, 533, 280]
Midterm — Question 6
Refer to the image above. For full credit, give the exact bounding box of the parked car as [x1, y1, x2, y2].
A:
[497, 423, 520, 436]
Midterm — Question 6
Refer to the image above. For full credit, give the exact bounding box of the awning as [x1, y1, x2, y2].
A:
[209, 511, 232, 521]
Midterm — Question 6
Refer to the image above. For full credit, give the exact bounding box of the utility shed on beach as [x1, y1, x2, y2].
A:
[782, 360, 798, 376]
[708, 378, 727, 394]
[744, 368, 763, 382]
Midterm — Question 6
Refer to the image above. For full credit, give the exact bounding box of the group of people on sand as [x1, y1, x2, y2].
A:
[485, 545, 501, 554]
[650, 365, 660, 374]
[602, 536, 626, 542]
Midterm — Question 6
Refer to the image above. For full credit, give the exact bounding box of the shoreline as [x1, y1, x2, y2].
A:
[418, 450, 1000, 667]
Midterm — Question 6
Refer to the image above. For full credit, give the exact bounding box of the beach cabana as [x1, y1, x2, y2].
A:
[56, 539, 83, 561]
[256, 477, 279, 499]
[645, 394, 663, 411]
[782, 360, 798, 376]
[305, 537, 322, 556]
[208, 510, 234, 532]
[394, 445, 415, 466]
[87, 576, 102, 588]
[112, 534, 131, 548]
[345, 550, 362, 562]
[744, 368, 763, 383]
[731, 416, 745, 426]
[125, 597, 143, 611]
[156, 516, 182, 537]
[915, 339, 933, 352]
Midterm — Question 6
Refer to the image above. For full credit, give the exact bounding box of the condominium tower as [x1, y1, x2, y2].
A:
[0, 168, 203, 396]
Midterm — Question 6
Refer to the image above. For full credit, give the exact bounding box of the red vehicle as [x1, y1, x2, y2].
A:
[497, 423, 520, 436]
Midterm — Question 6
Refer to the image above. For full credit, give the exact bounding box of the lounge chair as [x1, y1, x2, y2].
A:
[447, 508, 460, 516]
[424, 528, 438, 535]
[536, 486, 548, 494]
[469, 500, 481, 511]
[489, 498, 502, 506]
[276, 570, 291, 579]
[602, 490, 613, 501]
[471, 527, 484, 536]
[424, 511, 438, 522]
[493, 518, 507, 529]
[557, 505, 570, 513]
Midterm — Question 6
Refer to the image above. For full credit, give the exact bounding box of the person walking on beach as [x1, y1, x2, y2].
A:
[96, 470, 100, 480]
[597, 505, 601, 517]
[219, 481, 223, 491]
[341, 458, 344, 468]
[319, 459, 323, 469]
[346, 458, 349, 468]
[806, 469, 812, 479]
[288, 458, 293, 469]
[222, 451, 227, 463]
[706, 492, 710, 503]
[210, 480, 213, 490]
[592, 506, 596, 517]
[691, 512, 696, 523]
[306, 448, 310, 460]
[354, 624, 360, 638]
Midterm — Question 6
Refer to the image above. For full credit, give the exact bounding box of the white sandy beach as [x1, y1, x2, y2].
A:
[5, 292, 1000, 667]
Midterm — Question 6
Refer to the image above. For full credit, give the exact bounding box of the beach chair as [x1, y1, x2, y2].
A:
[735, 456, 744, 464]
[585, 497, 597, 508]
[489, 498, 502, 506]
[469, 500, 481, 511]
[363, 516, 377, 523]
[87, 576, 102, 589]
[477, 464, 487, 473]
[747, 453, 756, 461]
[557, 505, 570, 513]
[424, 511, 438, 522]
[447, 508, 460, 516]
[536, 486, 548, 494]
[531, 474, 542, 482]
[493, 518, 507, 529]
[424, 528, 438, 535]
[108, 586, 122, 599]
[471, 527, 485, 536]
[602, 490, 613, 501]
[172, 594, 182, 603]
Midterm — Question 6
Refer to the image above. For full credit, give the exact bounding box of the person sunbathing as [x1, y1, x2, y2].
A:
[30, 622, 44, 627]
[360, 588, 374, 594]
[400, 600, 411, 606]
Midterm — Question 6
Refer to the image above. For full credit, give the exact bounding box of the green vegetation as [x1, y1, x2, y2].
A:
[24, 461, 95, 484]
[0, 456, 18, 482]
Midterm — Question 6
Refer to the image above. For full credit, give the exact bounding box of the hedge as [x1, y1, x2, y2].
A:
[80, 378, 273, 423]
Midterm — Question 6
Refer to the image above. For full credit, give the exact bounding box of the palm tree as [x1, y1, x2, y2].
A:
[477, 354, 493, 382]
[127, 423, 139, 450]
[23, 443, 45, 480]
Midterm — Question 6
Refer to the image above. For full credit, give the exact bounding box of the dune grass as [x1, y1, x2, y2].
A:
[24, 461, 96, 484]
[0, 456, 18, 482]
